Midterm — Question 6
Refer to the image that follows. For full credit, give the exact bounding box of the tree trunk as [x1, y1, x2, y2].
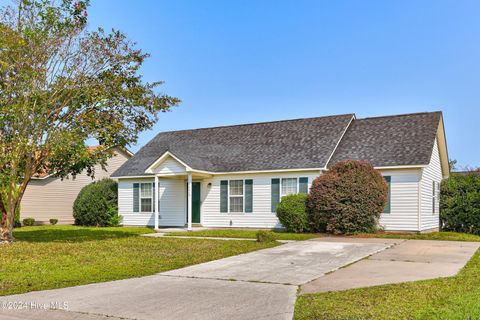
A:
[0, 196, 14, 244]
[0, 226, 13, 244]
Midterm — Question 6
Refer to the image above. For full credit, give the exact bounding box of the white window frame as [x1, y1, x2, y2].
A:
[140, 182, 153, 213]
[228, 180, 244, 213]
[281, 178, 298, 197]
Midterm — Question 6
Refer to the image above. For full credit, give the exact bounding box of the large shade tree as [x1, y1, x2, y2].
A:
[0, 0, 180, 243]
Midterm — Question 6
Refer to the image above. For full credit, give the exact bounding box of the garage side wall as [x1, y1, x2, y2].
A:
[419, 138, 443, 231]
[378, 168, 422, 231]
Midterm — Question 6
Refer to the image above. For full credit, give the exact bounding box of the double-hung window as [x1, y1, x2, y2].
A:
[229, 180, 244, 213]
[383, 176, 391, 214]
[281, 178, 297, 196]
[220, 179, 253, 213]
[140, 183, 153, 212]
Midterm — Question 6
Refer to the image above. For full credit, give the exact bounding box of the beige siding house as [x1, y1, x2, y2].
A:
[112, 112, 449, 232]
[21, 148, 132, 225]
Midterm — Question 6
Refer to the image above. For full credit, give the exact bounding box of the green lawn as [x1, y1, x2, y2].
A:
[352, 231, 480, 242]
[295, 232, 480, 320]
[0, 226, 278, 296]
[166, 228, 319, 241]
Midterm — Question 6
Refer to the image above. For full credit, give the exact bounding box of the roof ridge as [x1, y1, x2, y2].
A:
[358, 111, 442, 121]
[155, 113, 355, 135]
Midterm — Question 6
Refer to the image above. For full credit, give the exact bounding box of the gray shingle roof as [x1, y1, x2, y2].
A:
[112, 111, 443, 177]
[111, 114, 355, 176]
[328, 112, 442, 168]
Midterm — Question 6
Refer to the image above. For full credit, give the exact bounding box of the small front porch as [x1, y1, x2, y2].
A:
[153, 170, 212, 231]
[144, 151, 214, 231]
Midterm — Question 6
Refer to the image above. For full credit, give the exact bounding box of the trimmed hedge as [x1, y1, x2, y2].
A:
[441, 172, 480, 234]
[276, 193, 310, 232]
[73, 178, 121, 227]
[308, 160, 388, 234]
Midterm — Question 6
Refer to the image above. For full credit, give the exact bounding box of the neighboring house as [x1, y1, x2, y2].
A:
[21, 147, 132, 225]
[112, 111, 449, 232]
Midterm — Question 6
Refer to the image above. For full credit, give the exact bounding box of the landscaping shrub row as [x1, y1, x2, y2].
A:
[277, 160, 388, 235]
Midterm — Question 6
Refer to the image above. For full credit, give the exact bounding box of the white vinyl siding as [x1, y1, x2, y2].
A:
[419, 138, 443, 231]
[118, 164, 440, 231]
[158, 179, 186, 226]
[378, 169, 422, 231]
[152, 156, 186, 174]
[119, 178, 186, 227]
[201, 171, 320, 229]
[119, 179, 154, 226]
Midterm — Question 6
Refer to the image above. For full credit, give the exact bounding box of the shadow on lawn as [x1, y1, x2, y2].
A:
[12, 227, 145, 243]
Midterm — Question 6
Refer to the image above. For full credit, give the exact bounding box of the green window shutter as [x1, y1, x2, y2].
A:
[299, 177, 308, 194]
[152, 183, 156, 212]
[271, 178, 280, 213]
[245, 179, 253, 213]
[220, 180, 228, 213]
[383, 176, 391, 213]
[133, 183, 139, 213]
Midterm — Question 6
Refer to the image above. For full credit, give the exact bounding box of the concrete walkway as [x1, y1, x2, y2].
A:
[142, 232, 294, 243]
[301, 238, 480, 293]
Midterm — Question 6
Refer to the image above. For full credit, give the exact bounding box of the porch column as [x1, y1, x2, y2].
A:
[154, 175, 159, 230]
[187, 173, 192, 231]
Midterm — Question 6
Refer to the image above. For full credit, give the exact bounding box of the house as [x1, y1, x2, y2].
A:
[111, 111, 449, 232]
[21, 147, 132, 225]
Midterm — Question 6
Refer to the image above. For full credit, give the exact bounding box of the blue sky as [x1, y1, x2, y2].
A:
[9, 0, 480, 168]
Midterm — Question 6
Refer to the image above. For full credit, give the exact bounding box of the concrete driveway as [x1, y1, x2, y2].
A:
[1, 237, 478, 320]
[0, 239, 395, 320]
[301, 238, 480, 293]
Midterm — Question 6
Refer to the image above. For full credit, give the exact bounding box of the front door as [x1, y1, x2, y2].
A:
[192, 182, 201, 223]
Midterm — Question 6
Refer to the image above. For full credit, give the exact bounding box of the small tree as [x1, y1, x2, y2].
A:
[308, 160, 387, 234]
[0, 0, 180, 243]
[441, 171, 480, 234]
[73, 178, 120, 227]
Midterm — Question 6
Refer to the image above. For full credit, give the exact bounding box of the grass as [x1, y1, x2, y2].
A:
[13, 225, 156, 242]
[165, 228, 320, 241]
[0, 226, 278, 296]
[295, 231, 480, 320]
[352, 231, 480, 242]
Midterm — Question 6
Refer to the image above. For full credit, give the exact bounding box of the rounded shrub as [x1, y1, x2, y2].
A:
[73, 178, 121, 227]
[308, 160, 388, 234]
[256, 230, 277, 243]
[22, 218, 35, 226]
[441, 172, 480, 234]
[276, 193, 310, 232]
[49, 218, 58, 225]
